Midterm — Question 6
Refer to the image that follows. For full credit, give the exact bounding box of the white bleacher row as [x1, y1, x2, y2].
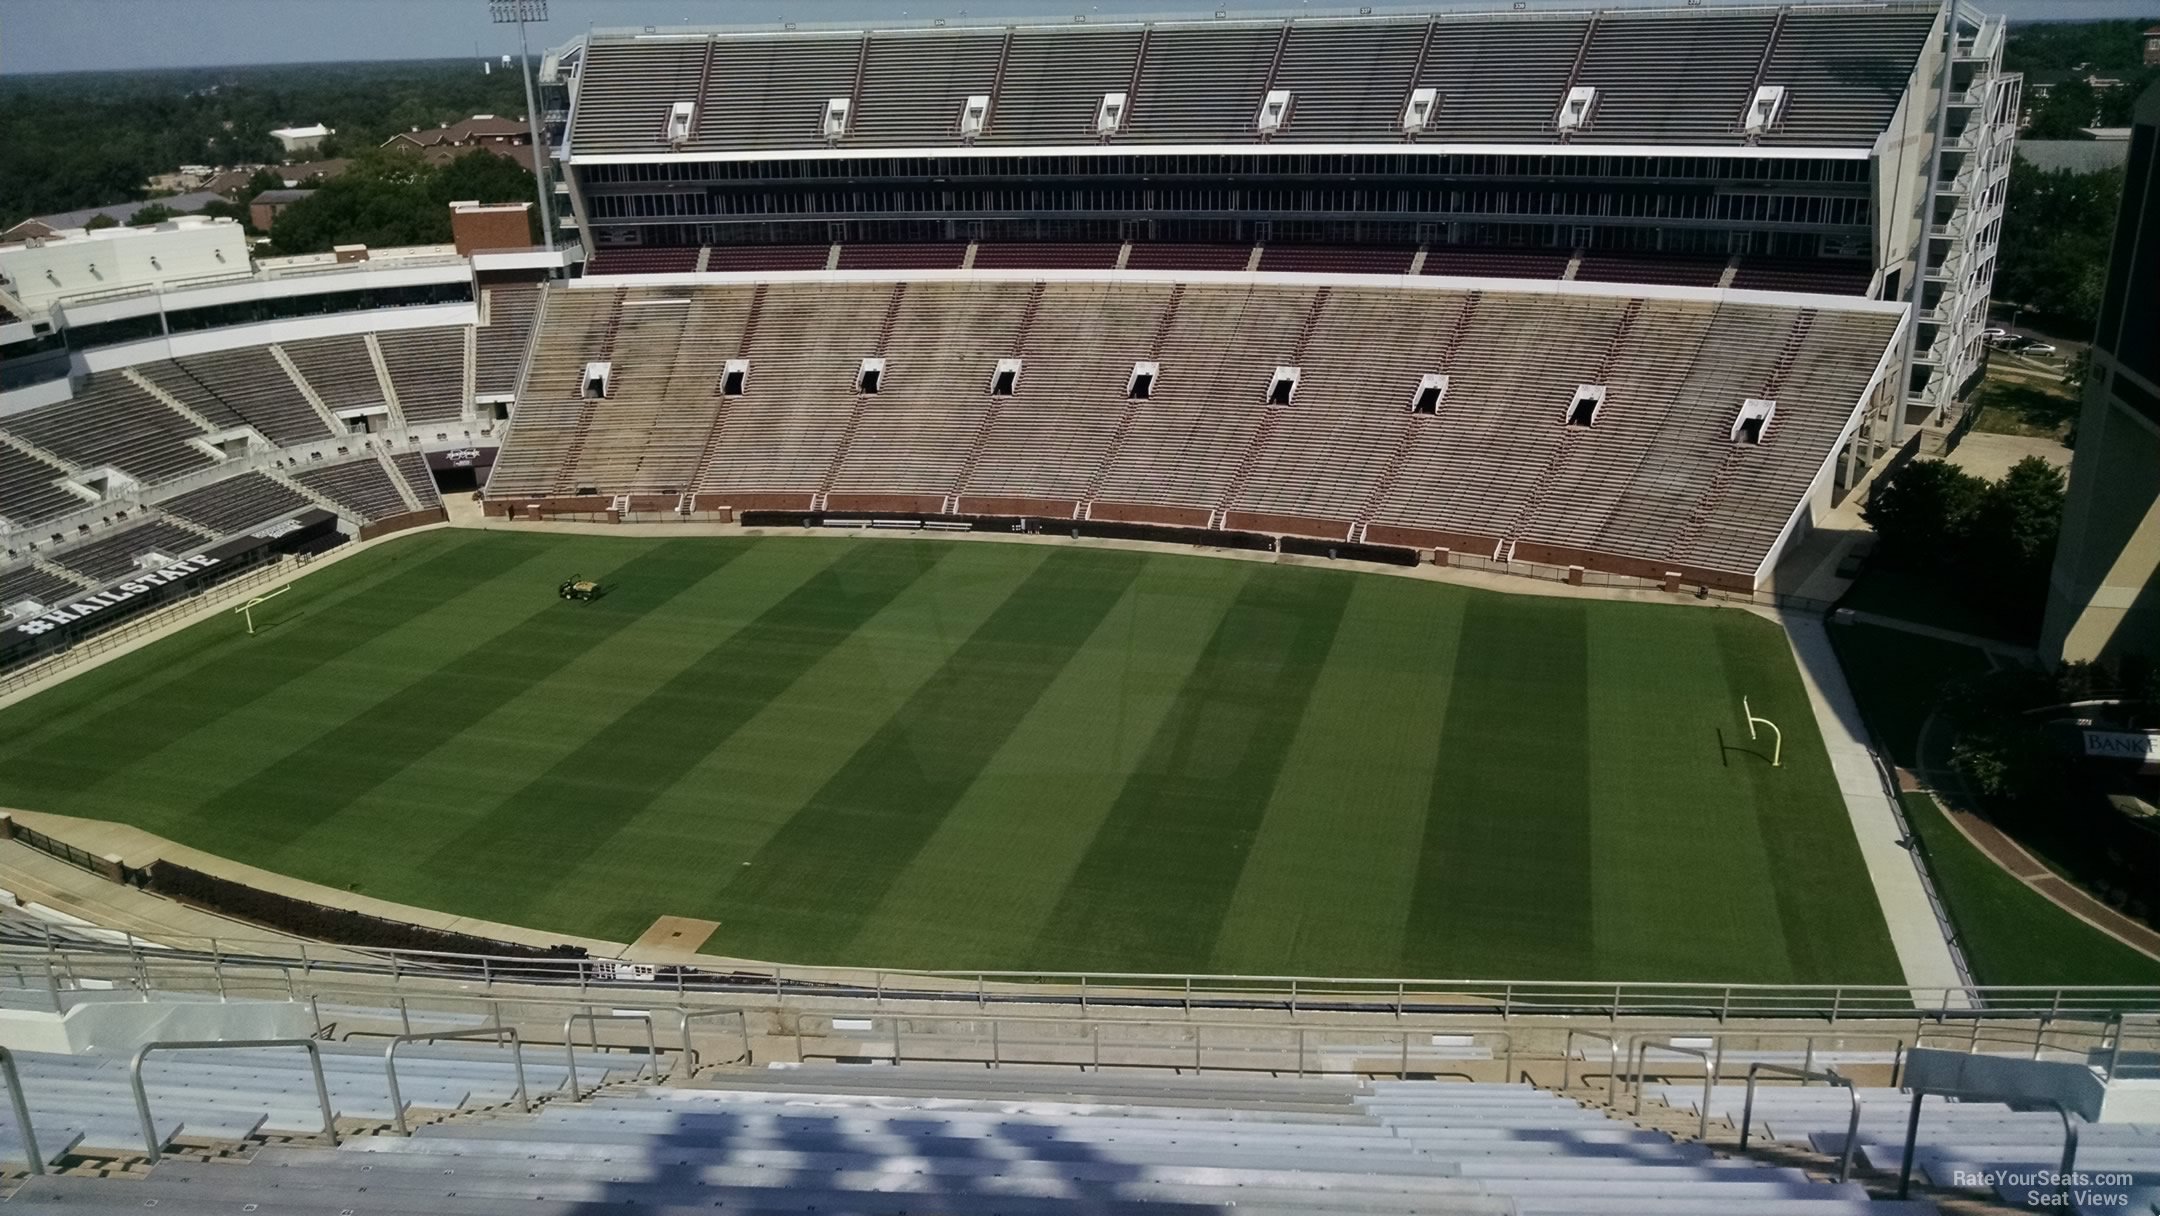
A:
[0, 1037, 644, 1165]
[4, 1063, 1942, 1215]
[1655, 1083, 2160, 1215]
[489, 280, 1898, 585]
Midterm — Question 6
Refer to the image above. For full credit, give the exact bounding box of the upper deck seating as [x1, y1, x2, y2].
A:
[377, 328, 469, 425]
[475, 284, 541, 397]
[3, 375, 214, 486]
[144, 349, 332, 447]
[0, 445, 85, 529]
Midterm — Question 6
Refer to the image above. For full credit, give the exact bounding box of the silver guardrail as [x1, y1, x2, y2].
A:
[563, 1011, 659, 1100]
[0, 1046, 43, 1175]
[1, 920, 2157, 1025]
[384, 1026, 529, 1134]
[1739, 1062, 1862, 1182]
[131, 1038, 336, 1164]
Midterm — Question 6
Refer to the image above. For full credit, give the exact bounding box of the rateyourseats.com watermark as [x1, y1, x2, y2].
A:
[1951, 1169, 2141, 1206]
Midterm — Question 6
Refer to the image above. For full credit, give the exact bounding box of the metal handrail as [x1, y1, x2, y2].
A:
[131, 1038, 336, 1164]
[563, 1012, 659, 1100]
[5, 931, 2160, 1023]
[1618, 1028, 1913, 1102]
[1897, 1089, 2079, 1200]
[1561, 1028, 1624, 1106]
[383, 1026, 529, 1134]
[1739, 1062, 1862, 1182]
[677, 1007, 752, 1077]
[0, 1047, 43, 1175]
[1632, 1041, 1714, 1139]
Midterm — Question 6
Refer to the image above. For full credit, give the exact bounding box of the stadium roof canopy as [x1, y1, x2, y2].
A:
[560, 2, 1941, 163]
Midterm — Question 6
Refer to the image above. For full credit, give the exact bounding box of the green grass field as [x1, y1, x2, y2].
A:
[0, 530, 1900, 982]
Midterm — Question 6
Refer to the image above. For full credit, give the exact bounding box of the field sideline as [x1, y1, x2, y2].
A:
[0, 530, 1900, 982]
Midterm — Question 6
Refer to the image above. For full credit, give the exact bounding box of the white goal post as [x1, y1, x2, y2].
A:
[233, 584, 293, 636]
[1743, 695, 1783, 768]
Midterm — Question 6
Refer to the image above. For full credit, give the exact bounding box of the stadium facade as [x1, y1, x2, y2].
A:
[0, 0, 2019, 641]
[2042, 85, 2160, 670]
[537, 0, 2017, 444]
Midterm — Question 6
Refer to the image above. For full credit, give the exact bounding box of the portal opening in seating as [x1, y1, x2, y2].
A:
[1128, 361, 1159, 401]
[582, 361, 613, 400]
[856, 357, 885, 395]
[989, 358, 1021, 397]
[1566, 385, 1605, 427]
[1732, 397, 1777, 445]
[722, 359, 749, 396]
[1411, 373, 1450, 414]
[1267, 365, 1300, 407]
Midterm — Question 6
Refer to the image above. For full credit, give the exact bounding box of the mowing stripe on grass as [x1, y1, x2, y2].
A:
[1711, 614, 1898, 983]
[1583, 606, 1792, 982]
[1401, 593, 1595, 978]
[1207, 576, 1470, 977]
[844, 554, 1248, 970]
[0, 531, 511, 804]
[1027, 565, 1356, 973]
[708, 548, 1148, 961]
[176, 540, 741, 857]
[525, 542, 1046, 945]
[275, 538, 855, 924]
[420, 540, 945, 916]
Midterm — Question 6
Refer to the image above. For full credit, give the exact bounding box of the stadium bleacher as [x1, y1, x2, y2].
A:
[144, 348, 333, 447]
[6, 374, 215, 486]
[564, 8, 1936, 154]
[293, 456, 413, 522]
[491, 277, 1898, 589]
[0, 443, 85, 529]
[43, 518, 207, 584]
[280, 333, 388, 414]
[376, 326, 470, 425]
[158, 471, 312, 536]
[0, 563, 81, 607]
[1656, 1083, 2160, 1211]
[475, 282, 541, 398]
[0, 1060, 1971, 1214]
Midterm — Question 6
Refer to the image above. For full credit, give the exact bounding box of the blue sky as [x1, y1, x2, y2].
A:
[1, 0, 2153, 73]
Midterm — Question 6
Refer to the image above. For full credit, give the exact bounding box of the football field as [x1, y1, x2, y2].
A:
[0, 530, 1901, 983]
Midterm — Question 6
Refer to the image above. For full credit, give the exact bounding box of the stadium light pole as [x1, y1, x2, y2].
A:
[490, 0, 558, 255]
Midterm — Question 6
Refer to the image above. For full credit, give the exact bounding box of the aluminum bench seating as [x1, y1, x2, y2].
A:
[4, 373, 215, 486]
[157, 470, 311, 534]
[475, 283, 541, 397]
[0, 564, 84, 607]
[390, 449, 443, 507]
[146, 349, 333, 446]
[0, 443, 85, 527]
[45, 518, 205, 584]
[376, 327, 470, 425]
[293, 457, 408, 521]
[281, 334, 387, 413]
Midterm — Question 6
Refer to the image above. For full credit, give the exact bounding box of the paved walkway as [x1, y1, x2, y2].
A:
[1782, 614, 1971, 999]
[1944, 430, 2072, 481]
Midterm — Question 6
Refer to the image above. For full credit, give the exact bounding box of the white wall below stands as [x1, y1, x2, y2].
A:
[74, 301, 479, 375]
[0, 998, 313, 1056]
[0, 377, 75, 417]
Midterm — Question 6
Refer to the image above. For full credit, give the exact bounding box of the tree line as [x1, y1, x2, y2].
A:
[0, 58, 526, 231]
